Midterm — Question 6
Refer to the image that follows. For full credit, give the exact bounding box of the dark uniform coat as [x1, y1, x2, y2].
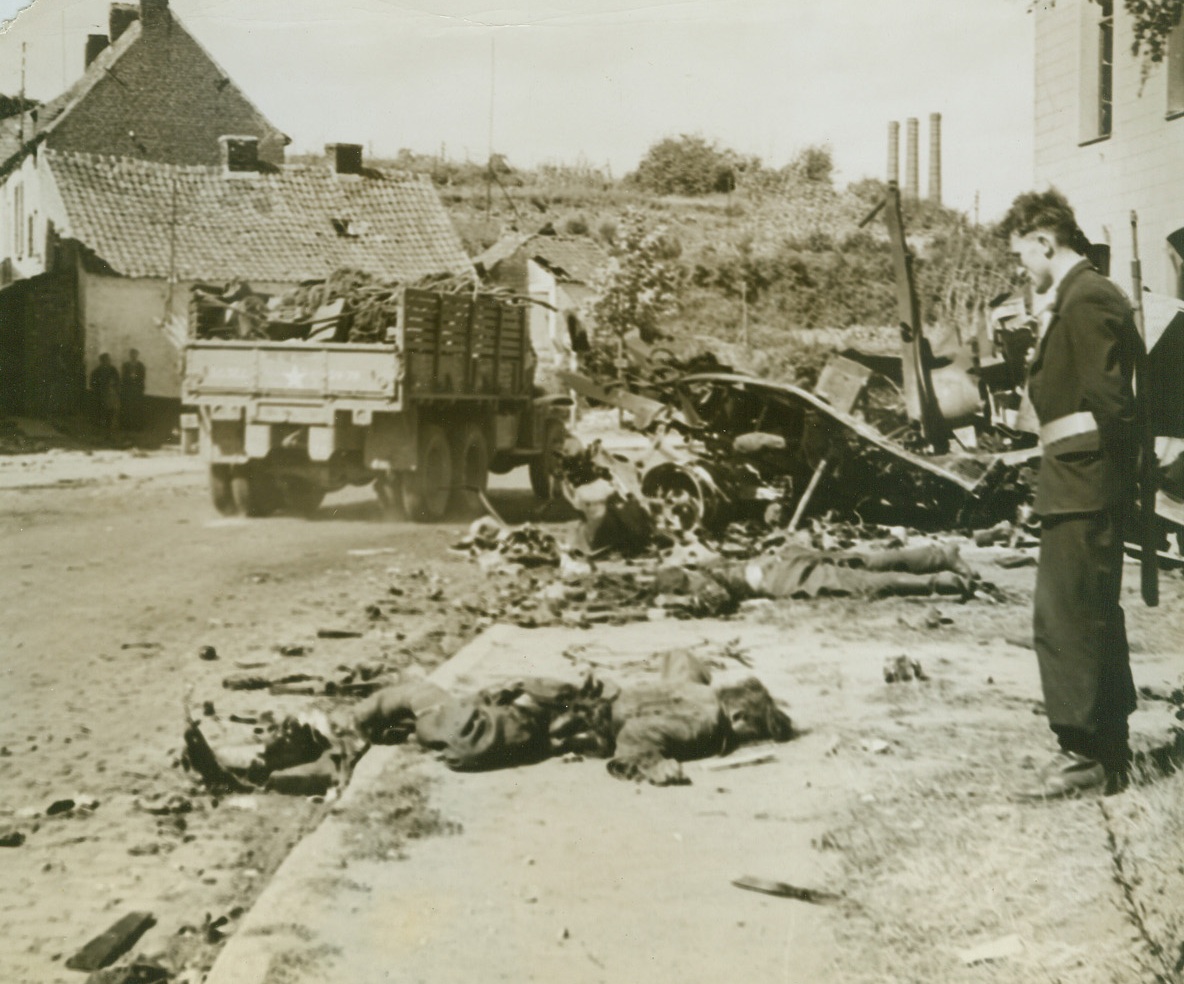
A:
[1028, 260, 1141, 515]
[1027, 260, 1141, 753]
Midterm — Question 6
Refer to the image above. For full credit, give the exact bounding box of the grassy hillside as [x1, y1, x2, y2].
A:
[350, 148, 1017, 381]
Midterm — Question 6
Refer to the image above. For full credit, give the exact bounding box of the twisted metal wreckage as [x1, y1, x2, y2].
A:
[556, 183, 1037, 542]
[553, 184, 1184, 584]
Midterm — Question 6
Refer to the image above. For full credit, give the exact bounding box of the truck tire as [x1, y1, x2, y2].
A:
[375, 472, 404, 521]
[231, 464, 279, 518]
[529, 418, 566, 500]
[450, 423, 490, 518]
[209, 464, 236, 516]
[401, 424, 452, 522]
[282, 478, 325, 517]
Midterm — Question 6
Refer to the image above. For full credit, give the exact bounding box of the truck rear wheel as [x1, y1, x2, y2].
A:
[450, 423, 490, 518]
[231, 464, 279, 518]
[401, 424, 452, 522]
[529, 418, 566, 500]
[209, 464, 236, 516]
[282, 478, 325, 517]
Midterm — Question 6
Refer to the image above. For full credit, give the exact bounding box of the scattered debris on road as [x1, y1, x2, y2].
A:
[730, 874, 841, 905]
[66, 911, 157, 972]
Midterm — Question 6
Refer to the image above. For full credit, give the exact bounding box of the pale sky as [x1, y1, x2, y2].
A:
[0, 0, 1035, 220]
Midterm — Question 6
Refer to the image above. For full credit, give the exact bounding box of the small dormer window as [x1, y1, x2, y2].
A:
[325, 143, 364, 176]
[219, 135, 259, 175]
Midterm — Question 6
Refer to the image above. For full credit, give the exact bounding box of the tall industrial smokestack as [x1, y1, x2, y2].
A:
[928, 112, 942, 205]
[905, 117, 919, 199]
[887, 121, 900, 185]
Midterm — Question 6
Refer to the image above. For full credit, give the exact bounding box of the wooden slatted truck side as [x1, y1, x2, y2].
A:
[182, 287, 568, 520]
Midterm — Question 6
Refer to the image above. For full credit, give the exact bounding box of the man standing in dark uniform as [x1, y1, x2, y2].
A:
[120, 348, 147, 432]
[1002, 190, 1142, 799]
[89, 353, 121, 441]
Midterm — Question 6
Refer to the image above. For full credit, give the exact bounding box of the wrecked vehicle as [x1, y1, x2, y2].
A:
[561, 353, 1034, 537]
[182, 270, 569, 520]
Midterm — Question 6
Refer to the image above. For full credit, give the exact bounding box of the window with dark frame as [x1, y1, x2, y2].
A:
[1098, 0, 1114, 138]
[1168, 13, 1184, 116]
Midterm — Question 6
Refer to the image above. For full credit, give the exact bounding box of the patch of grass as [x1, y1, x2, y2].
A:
[247, 922, 317, 942]
[1099, 778, 1184, 983]
[827, 752, 1145, 984]
[261, 943, 342, 984]
[341, 773, 462, 862]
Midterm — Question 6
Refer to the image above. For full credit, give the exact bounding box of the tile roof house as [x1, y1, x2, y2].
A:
[0, 0, 292, 421]
[0, 144, 474, 420]
[477, 229, 609, 389]
[48, 149, 474, 284]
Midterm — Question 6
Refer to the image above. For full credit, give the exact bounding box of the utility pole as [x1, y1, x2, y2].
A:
[19, 42, 27, 144]
[485, 35, 495, 219]
[741, 280, 749, 349]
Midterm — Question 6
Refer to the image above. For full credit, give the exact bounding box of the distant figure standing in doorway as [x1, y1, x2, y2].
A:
[120, 348, 146, 431]
[90, 353, 121, 440]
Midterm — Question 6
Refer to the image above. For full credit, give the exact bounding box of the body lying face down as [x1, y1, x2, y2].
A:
[353, 650, 794, 785]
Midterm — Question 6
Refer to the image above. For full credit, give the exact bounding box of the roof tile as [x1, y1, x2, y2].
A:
[48, 150, 474, 283]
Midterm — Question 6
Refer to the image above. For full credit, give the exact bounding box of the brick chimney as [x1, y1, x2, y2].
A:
[887, 121, 900, 185]
[220, 135, 259, 174]
[108, 3, 139, 43]
[139, 0, 170, 31]
[927, 112, 942, 205]
[85, 34, 109, 67]
[326, 143, 363, 176]
[904, 117, 919, 199]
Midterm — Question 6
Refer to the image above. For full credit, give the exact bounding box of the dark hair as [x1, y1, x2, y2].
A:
[1000, 189, 1090, 254]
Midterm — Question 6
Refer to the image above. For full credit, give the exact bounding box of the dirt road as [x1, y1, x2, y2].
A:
[2, 446, 1182, 984]
[0, 449, 523, 983]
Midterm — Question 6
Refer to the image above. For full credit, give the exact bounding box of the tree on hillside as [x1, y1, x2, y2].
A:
[588, 210, 684, 347]
[628, 134, 758, 196]
[787, 144, 835, 185]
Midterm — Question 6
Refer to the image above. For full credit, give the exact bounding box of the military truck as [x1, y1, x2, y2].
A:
[182, 286, 567, 520]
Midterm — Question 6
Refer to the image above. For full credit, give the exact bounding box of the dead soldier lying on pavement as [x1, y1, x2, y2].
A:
[353, 650, 793, 786]
[654, 539, 979, 616]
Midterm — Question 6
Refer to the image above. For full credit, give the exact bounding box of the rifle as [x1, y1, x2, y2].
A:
[860, 182, 948, 453]
[1129, 210, 1159, 607]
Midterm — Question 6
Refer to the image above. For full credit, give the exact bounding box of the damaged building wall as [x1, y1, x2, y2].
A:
[526, 260, 596, 390]
[1034, 1, 1184, 295]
